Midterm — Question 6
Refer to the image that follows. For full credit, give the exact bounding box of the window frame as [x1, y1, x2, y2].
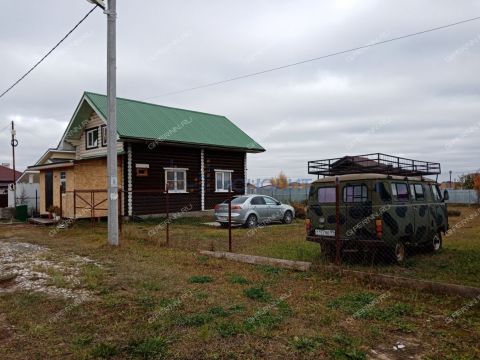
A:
[410, 183, 425, 201]
[101, 125, 107, 147]
[164, 167, 188, 193]
[85, 127, 99, 149]
[343, 184, 368, 203]
[317, 187, 336, 203]
[391, 182, 410, 202]
[214, 169, 233, 193]
[250, 196, 266, 205]
[60, 171, 66, 193]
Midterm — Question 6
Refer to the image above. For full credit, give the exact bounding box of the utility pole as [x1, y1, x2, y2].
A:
[449, 170, 452, 189]
[88, 0, 118, 245]
[106, 0, 119, 246]
[11, 121, 18, 209]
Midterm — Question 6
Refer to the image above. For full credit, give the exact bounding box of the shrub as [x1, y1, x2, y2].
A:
[244, 286, 272, 301]
[187, 275, 213, 284]
[291, 202, 306, 219]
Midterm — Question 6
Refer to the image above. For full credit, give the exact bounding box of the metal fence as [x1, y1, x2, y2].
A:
[248, 186, 311, 204]
[446, 189, 479, 204]
[249, 187, 479, 205]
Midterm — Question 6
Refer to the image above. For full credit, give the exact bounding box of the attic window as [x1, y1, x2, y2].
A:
[86, 128, 99, 149]
[101, 125, 107, 147]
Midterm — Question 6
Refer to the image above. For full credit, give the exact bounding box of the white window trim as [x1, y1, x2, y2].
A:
[101, 126, 107, 146]
[215, 170, 233, 193]
[164, 168, 188, 193]
[86, 128, 99, 149]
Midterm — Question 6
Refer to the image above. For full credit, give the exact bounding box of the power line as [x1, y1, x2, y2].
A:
[0, 6, 99, 100]
[146, 15, 480, 99]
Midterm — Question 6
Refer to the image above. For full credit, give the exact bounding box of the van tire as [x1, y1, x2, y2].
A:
[427, 231, 442, 252]
[282, 211, 293, 224]
[392, 242, 406, 264]
[245, 214, 258, 229]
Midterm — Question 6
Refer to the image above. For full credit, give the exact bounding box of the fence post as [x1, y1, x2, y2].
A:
[35, 189, 38, 216]
[228, 186, 232, 252]
[73, 190, 76, 219]
[118, 189, 123, 234]
[59, 186, 63, 218]
[335, 176, 341, 266]
[166, 188, 170, 246]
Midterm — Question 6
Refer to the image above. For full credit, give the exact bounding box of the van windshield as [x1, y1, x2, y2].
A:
[318, 187, 336, 203]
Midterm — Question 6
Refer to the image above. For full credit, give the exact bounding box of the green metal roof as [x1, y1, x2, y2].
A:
[73, 92, 264, 152]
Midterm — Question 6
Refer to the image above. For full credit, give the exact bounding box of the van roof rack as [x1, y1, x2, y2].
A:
[308, 153, 441, 177]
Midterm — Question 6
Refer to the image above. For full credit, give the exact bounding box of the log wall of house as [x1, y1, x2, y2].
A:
[204, 149, 246, 209]
[130, 143, 202, 215]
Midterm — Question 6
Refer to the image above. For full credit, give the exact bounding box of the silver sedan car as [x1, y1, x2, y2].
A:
[214, 194, 295, 228]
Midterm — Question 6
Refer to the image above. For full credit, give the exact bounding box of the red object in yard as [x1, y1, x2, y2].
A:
[375, 219, 383, 239]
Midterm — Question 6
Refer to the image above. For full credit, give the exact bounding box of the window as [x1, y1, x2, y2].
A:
[86, 128, 99, 149]
[263, 197, 278, 205]
[410, 184, 425, 201]
[431, 184, 443, 202]
[318, 187, 336, 203]
[391, 183, 409, 201]
[136, 168, 148, 177]
[376, 181, 392, 202]
[250, 196, 266, 205]
[164, 168, 187, 193]
[215, 170, 233, 192]
[343, 185, 368, 203]
[101, 125, 107, 147]
[230, 196, 249, 205]
[60, 172, 66, 193]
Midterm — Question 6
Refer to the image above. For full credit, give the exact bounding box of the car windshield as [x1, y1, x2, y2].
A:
[230, 196, 249, 205]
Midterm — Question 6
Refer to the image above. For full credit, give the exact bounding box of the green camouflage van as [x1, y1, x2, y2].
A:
[305, 155, 449, 263]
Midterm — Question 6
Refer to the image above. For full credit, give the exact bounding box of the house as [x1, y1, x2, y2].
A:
[8, 170, 40, 215]
[0, 164, 22, 208]
[28, 92, 264, 218]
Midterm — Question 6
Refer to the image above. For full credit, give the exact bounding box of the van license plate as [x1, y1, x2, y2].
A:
[315, 229, 335, 236]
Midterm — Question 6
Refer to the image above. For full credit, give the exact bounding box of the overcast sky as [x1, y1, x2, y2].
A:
[1, 0, 479, 183]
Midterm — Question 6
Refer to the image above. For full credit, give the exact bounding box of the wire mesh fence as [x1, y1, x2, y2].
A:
[52, 186, 480, 289]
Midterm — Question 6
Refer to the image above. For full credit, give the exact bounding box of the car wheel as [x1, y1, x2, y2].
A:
[282, 211, 293, 224]
[245, 214, 258, 228]
[219, 222, 229, 228]
[393, 242, 406, 264]
[427, 231, 442, 252]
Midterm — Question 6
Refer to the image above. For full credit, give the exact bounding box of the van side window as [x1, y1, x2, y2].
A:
[343, 185, 368, 203]
[431, 185, 442, 202]
[318, 187, 336, 203]
[376, 181, 392, 202]
[414, 184, 425, 200]
[391, 183, 409, 201]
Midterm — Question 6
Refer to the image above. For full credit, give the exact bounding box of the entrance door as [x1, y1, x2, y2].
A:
[45, 171, 53, 212]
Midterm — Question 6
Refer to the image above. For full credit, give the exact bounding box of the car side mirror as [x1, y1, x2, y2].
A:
[276, 201, 281, 205]
[443, 190, 449, 201]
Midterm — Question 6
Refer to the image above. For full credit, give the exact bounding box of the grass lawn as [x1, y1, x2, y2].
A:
[0, 206, 479, 359]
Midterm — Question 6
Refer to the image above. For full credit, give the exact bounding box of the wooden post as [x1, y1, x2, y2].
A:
[335, 176, 341, 266]
[73, 190, 76, 219]
[166, 188, 170, 246]
[228, 186, 232, 252]
[118, 189, 123, 234]
[59, 186, 63, 219]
